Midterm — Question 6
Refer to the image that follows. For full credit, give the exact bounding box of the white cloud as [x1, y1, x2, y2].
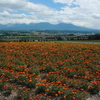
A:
[0, 11, 39, 24]
[0, 0, 57, 24]
[52, 0, 100, 29]
[0, 0, 56, 16]
[0, 10, 58, 24]
[53, 0, 74, 5]
[0, 0, 100, 29]
[25, 2, 57, 16]
[92, 14, 100, 19]
[0, 0, 27, 11]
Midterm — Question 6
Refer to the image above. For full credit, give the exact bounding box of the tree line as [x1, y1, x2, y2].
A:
[88, 34, 100, 40]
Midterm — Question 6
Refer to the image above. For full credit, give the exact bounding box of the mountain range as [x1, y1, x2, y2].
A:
[0, 22, 99, 31]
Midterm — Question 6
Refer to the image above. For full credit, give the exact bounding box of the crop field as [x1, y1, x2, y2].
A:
[0, 42, 100, 100]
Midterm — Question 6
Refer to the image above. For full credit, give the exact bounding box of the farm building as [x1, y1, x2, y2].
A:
[66, 36, 88, 40]
[37, 36, 57, 41]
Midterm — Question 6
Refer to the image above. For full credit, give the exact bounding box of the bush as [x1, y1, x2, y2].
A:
[28, 68, 39, 76]
[36, 85, 46, 94]
[88, 84, 100, 94]
[0, 83, 5, 91]
[48, 74, 57, 82]
[48, 85, 62, 96]
[4, 72, 12, 78]
[44, 66, 55, 72]
[17, 75, 28, 86]
[26, 82, 36, 88]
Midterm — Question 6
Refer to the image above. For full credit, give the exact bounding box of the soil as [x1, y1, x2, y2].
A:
[0, 90, 100, 100]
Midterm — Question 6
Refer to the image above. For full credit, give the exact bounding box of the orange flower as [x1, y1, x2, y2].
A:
[28, 79, 32, 82]
[29, 97, 33, 100]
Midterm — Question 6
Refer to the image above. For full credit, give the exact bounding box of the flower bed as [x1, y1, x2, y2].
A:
[0, 42, 100, 100]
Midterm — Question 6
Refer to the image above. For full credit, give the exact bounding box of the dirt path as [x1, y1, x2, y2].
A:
[86, 93, 100, 100]
[0, 91, 100, 100]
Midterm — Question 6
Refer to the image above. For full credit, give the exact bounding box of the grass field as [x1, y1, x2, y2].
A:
[0, 42, 100, 100]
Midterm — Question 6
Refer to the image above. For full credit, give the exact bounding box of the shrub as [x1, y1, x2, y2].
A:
[26, 82, 36, 88]
[48, 74, 57, 82]
[48, 85, 62, 96]
[88, 84, 100, 94]
[75, 92, 87, 100]
[15, 61, 26, 65]
[17, 75, 28, 86]
[28, 68, 39, 76]
[14, 66, 25, 72]
[4, 72, 12, 78]
[36, 85, 46, 94]
[0, 83, 5, 91]
[44, 66, 55, 72]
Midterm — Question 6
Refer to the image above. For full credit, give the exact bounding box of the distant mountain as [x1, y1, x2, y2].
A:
[0, 22, 99, 31]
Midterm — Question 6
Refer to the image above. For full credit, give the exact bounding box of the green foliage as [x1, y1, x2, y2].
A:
[48, 74, 57, 82]
[36, 85, 46, 94]
[0, 70, 3, 76]
[67, 71, 76, 78]
[4, 72, 12, 78]
[26, 82, 36, 88]
[0, 81, 6, 91]
[27, 63, 33, 68]
[88, 34, 100, 40]
[88, 84, 100, 94]
[44, 66, 55, 72]
[17, 89, 30, 100]
[15, 61, 26, 65]
[57, 75, 67, 84]
[75, 92, 87, 100]
[0, 62, 8, 68]
[61, 89, 72, 100]
[17, 75, 28, 86]
[14, 67, 25, 72]
[78, 80, 89, 90]
[28, 68, 39, 76]
[48, 85, 62, 96]
[10, 65, 17, 69]
[0, 83, 4, 91]
[78, 71, 85, 77]
[57, 36, 63, 41]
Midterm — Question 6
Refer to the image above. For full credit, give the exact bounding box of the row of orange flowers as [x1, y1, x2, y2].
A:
[0, 42, 100, 100]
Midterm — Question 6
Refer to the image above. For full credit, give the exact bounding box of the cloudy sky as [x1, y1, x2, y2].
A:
[0, 0, 100, 29]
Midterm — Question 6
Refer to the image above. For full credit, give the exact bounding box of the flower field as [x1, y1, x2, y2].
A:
[0, 42, 100, 100]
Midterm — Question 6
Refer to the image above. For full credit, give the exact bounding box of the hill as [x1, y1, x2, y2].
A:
[0, 22, 99, 31]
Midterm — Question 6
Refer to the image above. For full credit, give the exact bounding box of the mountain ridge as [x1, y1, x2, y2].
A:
[0, 22, 99, 31]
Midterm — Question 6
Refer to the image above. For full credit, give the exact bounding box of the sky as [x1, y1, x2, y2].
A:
[0, 0, 100, 29]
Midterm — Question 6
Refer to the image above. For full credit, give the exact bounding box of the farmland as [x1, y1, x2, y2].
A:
[0, 42, 100, 100]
